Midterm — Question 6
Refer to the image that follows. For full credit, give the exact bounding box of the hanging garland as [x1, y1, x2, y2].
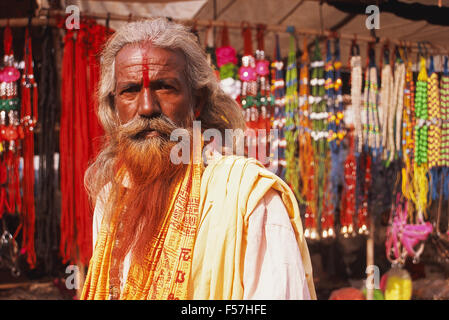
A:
[284, 32, 300, 199]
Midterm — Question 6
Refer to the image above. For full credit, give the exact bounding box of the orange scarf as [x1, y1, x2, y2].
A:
[81, 133, 202, 300]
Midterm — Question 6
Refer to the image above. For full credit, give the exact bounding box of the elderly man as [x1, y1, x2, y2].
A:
[81, 18, 315, 300]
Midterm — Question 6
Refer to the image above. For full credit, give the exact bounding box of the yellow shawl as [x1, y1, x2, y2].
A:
[189, 155, 316, 299]
[81, 153, 316, 300]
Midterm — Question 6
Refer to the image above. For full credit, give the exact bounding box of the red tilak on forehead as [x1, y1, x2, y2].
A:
[141, 48, 151, 88]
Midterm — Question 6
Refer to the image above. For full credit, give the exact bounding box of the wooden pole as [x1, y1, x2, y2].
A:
[366, 215, 375, 300]
[0, 8, 446, 55]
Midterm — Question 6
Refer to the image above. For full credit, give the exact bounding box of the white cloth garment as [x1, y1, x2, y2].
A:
[92, 186, 311, 300]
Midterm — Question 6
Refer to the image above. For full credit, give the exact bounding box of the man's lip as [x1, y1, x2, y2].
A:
[132, 129, 160, 140]
[145, 130, 159, 138]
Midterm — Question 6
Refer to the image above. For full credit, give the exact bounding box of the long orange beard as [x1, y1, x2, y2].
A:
[108, 115, 191, 267]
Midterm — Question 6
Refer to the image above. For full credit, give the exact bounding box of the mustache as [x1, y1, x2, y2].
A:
[117, 115, 180, 141]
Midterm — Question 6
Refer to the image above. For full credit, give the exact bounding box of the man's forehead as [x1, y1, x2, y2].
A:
[115, 42, 185, 71]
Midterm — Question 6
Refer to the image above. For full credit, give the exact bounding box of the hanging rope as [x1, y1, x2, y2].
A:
[35, 25, 62, 274]
[20, 26, 38, 269]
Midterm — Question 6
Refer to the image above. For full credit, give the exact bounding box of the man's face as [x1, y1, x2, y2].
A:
[114, 42, 195, 130]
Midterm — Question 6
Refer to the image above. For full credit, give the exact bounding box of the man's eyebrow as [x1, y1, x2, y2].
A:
[116, 81, 141, 90]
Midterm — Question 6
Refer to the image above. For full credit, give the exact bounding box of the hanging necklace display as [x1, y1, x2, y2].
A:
[440, 57, 449, 201]
[216, 25, 241, 101]
[363, 43, 381, 158]
[350, 39, 363, 155]
[392, 47, 405, 163]
[0, 23, 22, 219]
[401, 54, 416, 203]
[255, 24, 272, 166]
[379, 45, 394, 161]
[299, 38, 318, 238]
[429, 57, 449, 262]
[0, 23, 22, 276]
[333, 38, 345, 145]
[305, 38, 326, 240]
[340, 40, 361, 238]
[321, 38, 337, 239]
[412, 55, 429, 219]
[284, 31, 300, 199]
[270, 34, 286, 178]
[427, 56, 442, 200]
[20, 26, 38, 269]
[340, 130, 356, 237]
[357, 43, 379, 236]
[239, 24, 258, 159]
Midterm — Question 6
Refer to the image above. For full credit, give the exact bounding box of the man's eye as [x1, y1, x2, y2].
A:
[120, 85, 140, 94]
[154, 82, 175, 91]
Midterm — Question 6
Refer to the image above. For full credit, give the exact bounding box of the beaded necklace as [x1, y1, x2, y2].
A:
[305, 38, 327, 240]
[284, 33, 300, 198]
[380, 46, 394, 161]
[401, 59, 416, 205]
[362, 45, 381, 158]
[270, 35, 286, 178]
[321, 39, 335, 239]
[357, 45, 379, 236]
[333, 38, 345, 145]
[299, 39, 318, 238]
[341, 130, 356, 237]
[255, 25, 272, 166]
[412, 56, 429, 218]
[393, 50, 406, 162]
[350, 43, 363, 155]
[325, 39, 337, 151]
[239, 26, 258, 158]
[0, 24, 22, 222]
[440, 58, 449, 200]
[427, 56, 441, 200]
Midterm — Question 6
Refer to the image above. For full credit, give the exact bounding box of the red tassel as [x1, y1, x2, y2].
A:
[60, 31, 76, 263]
[20, 27, 37, 268]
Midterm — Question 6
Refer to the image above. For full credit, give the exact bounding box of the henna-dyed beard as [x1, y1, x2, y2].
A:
[109, 114, 192, 266]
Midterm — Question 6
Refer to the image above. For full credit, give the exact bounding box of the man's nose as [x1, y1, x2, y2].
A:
[137, 87, 160, 117]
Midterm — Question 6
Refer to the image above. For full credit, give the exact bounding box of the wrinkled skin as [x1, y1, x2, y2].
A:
[113, 42, 203, 131]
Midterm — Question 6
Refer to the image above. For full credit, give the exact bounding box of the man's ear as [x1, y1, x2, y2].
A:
[193, 87, 208, 119]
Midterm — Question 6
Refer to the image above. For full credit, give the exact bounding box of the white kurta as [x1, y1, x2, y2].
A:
[92, 144, 310, 300]
[92, 186, 311, 300]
